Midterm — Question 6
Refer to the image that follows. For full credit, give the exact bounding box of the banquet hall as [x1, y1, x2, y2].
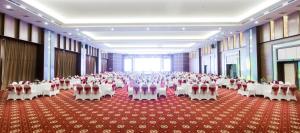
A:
[0, 0, 300, 132]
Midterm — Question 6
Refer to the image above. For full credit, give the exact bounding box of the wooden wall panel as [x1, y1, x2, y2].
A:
[234, 34, 240, 48]
[274, 18, 284, 39]
[0, 13, 4, 35]
[228, 37, 234, 49]
[65, 38, 70, 50]
[259, 23, 271, 43]
[288, 12, 300, 36]
[19, 21, 29, 41]
[4, 15, 17, 38]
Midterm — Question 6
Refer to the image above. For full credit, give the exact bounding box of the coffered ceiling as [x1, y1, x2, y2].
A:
[0, 0, 297, 54]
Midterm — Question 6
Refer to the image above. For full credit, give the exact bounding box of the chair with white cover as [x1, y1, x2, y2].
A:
[65, 79, 72, 90]
[175, 83, 187, 96]
[148, 84, 158, 100]
[75, 84, 85, 100]
[237, 83, 256, 97]
[158, 82, 167, 97]
[132, 85, 140, 100]
[208, 84, 217, 100]
[7, 84, 16, 100]
[91, 84, 101, 100]
[287, 85, 297, 101]
[101, 84, 115, 97]
[140, 84, 149, 100]
[264, 85, 281, 100]
[14, 85, 24, 100]
[59, 79, 65, 90]
[84, 84, 92, 100]
[190, 84, 200, 100]
[23, 84, 36, 100]
[43, 83, 56, 97]
[228, 79, 236, 89]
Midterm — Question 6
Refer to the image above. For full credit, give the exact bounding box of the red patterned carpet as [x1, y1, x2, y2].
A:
[0, 88, 300, 133]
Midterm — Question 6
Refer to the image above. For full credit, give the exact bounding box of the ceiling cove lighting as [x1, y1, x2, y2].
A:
[82, 31, 220, 41]
[5, 5, 12, 9]
[20, 0, 281, 24]
[103, 43, 196, 48]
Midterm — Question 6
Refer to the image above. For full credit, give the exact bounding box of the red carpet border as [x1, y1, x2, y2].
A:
[0, 88, 300, 133]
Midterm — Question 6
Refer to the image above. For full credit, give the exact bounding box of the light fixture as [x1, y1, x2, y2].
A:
[264, 11, 270, 15]
[38, 13, 43, 17]
[68, 33, 72, 35]
[182, 27, 186, 31]
[20, 5, 26, 9]
[76, 28, 80, 31]
[282, 1, 289, 7]
[5, 5, 12, 9]
[44, 22, 48, 25]
[51, 20, 55, 23]
[250, 18, 254, 21]
[218, 27, 222, 30]
[146, 27, 150, 31]
[230, 32, 233, 34]
[254, 21, 259, 24]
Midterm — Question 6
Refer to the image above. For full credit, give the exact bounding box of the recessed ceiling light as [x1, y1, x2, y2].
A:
[282, 2, 289, 7]
[76, 28, 80, 31]
[146, 27, 150, 31]
[111, 28, 114, 31]
[182, 27, 186, 31]
[218, 27, 222, 30]
[44, 22, 48, 25]
[20, 5, 26, 9]
[51, 20, 55, 23]
[254, 21, 259, 24]
[230, 32, 233, 34]
[38, 13, 43, 17]
[68, 33, 72, 35]
[5, 5, 11, 9]
[264, 11, 270, 15]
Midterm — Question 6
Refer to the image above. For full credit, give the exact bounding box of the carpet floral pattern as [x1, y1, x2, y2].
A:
[0, 88, 300, 133]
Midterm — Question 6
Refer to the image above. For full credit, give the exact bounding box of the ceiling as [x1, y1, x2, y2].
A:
[0, 0, 298, 54]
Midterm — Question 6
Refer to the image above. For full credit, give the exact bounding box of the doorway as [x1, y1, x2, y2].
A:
[226, 64, 237, 78]
[204, 65, 207, 74]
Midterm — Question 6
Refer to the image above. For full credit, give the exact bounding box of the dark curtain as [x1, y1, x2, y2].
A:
[55, 50, 78, 77]
[0, 37, 38, 89]
[86, 55, 96, 74]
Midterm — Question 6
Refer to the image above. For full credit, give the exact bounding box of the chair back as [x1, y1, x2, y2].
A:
[7, 84, 15, 93]
[201, 84, 207, 93]
[236, 82, 242, 89]
[15, 85, 23, 95]
[133, 85, 140, 94]
[192, 85, 199, 94]
[289, 85, 297, 96]
[281, 85, 288, 95]
[150, 85, 157, 95]
[272, 85, 279, 96]
[209, 85, 216, 95]
[142, 85, 148, 94]
[65, 80, 70, 86]
[76, 85, 83, 94]
[92, 85, 100, 94]
[24, 85, 31, 94]
[242, 84, 247, 91]
[60, 80, 64, 85]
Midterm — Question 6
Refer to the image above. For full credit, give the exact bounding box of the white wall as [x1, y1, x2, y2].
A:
[189, 50, 199, 73]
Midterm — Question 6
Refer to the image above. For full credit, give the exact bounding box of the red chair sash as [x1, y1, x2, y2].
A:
[272, 86, 279, 96]
[289, 86, 297, 96]
[142, 86, 148, 94]
[84, 85, 91, 94]
[237, 83, 242, 89]
[209, 86, 216, 95]
[133, 86, 139, 94]
[92, 86, 99, 94]
[60, 80, 64, 85]
[201, 85, 207, 93]
[7, 85, 14, 92]
[51, 84, 55, 91]
[24, 85, 31, 94]
[65, 80, 70, 86]
[150, 85, 156, 95]
[16, 86, 22, 95]
[77, 86, 83, 94]
[281, 86, 288, 95]
[230, 79, 235, 84]
[242, 84, 247, 91]
[192, 85, 199, 94]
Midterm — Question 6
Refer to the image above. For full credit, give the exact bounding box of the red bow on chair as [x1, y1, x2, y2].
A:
[92, 85, 99, 94]
[209, 86, 216, 95]
[281, 86, 288, 95]
[77, 85, 83, 94]
[201, 85, 207, 94]
[84, 85, 91, 95]
[60, 80, 64, 85]
[142, 85, 148, 94]
[242, 84, 247, 91]
[7, 85, 14, 92]
[150, 85, 156, 95]
[65, 80, 70, 86]
[237, 83, 242, 90]
[24, 85, 31, 94]
[15, 85, 22, 95]
[51, 84, 55, 91]
[230, 79, 235, 84]
[289, 85, 297, 96]
[272, 85, 279, 96]
[133, 86, 139, 94]
[192, 85, 199, 94]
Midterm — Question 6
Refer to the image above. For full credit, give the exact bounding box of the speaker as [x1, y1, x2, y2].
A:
[211, 44, 215, 49]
